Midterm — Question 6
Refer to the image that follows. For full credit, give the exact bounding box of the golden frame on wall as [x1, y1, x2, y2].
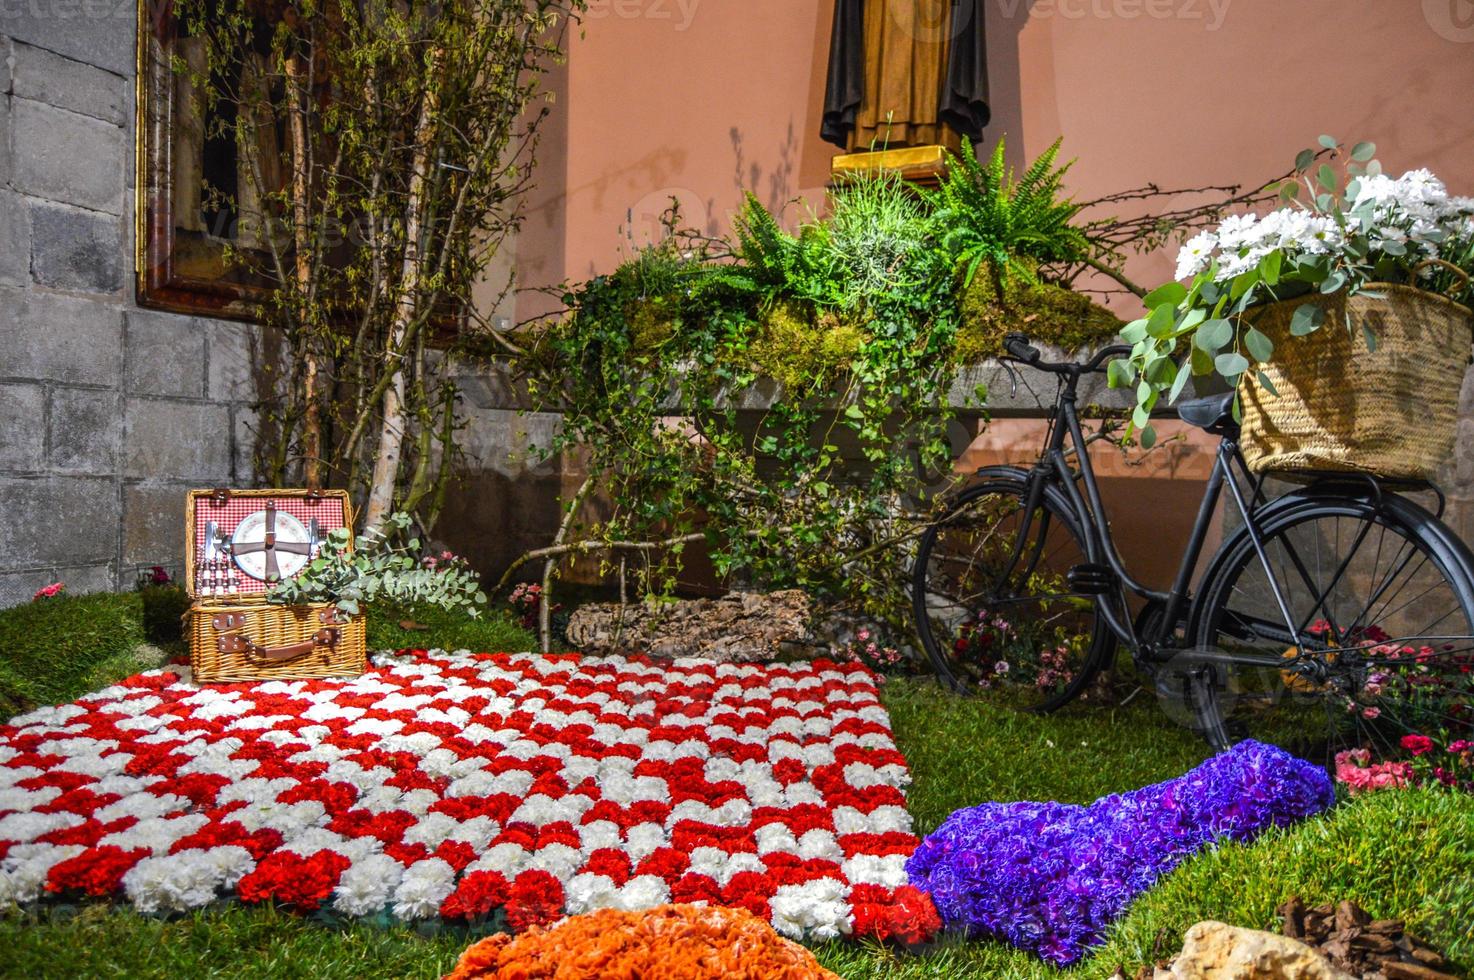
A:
[134, 1, 281, 320]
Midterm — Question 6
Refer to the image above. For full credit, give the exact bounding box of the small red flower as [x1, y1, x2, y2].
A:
[584, 848, 632, 885]
[504, 870, 564, 931]
[1401, 734, 1435, 757]
[237, 850, 352, 912]
[850, 884, 942, 945]
[45, 845, 149, 897]
[441, 870, 510, 922]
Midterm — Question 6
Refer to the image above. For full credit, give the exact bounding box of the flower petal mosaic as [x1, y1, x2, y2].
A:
[0, 650, 935, 942]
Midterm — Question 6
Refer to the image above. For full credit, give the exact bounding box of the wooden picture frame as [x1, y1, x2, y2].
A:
[135, 1, 280, 321]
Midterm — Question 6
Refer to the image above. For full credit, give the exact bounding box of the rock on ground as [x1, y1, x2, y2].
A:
[564, 589, 813, 662]
[1156, 921, 1355, 980]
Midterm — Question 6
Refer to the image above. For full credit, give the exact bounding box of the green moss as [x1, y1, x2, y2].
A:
[624, 295, 682, 350]
[0, 593, 535, 720]
[0, 592, 147, 715]
[365, 600, 535, 654]
[955, 261, 1123, 364]
[745, 299, 869, 392]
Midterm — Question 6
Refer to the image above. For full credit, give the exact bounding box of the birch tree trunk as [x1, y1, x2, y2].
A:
[285, 52, 321, 490]
[363, 53, 440, 529]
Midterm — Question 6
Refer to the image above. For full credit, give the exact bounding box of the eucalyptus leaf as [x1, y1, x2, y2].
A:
[1107, 358, 1135, 389]
[1243, 327, 1274, 362]
[1145, 303, 1177, 339]
[1144, 281, 1188, 309]
[1294, 149, 1315, 171]
[1190, 347, 1215, 375]
[1215, 351, 1249, 377]
[1194, 318, 1235, 352]
[1256, 370, 1280, 397]
[1351, 141, 1376, 162]
[1318, 134, 1338, 149]
[1230, 269, 1260, 301]
[1259, 250, 1282, 286]
[1290, 303, 1326, 336]
[1168, 355, 1192, 402]
[1108, 358, 1132, 389]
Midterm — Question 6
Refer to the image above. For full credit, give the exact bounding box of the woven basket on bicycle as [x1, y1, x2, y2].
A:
[1239, 262, 1473, 481]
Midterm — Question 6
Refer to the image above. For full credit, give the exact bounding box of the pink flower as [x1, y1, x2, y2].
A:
[1333, 749, 1411, 795]
[32, 582, 65, 601]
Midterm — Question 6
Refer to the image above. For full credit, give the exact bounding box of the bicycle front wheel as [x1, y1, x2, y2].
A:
[912, 476, 1112, 711]
[1189, 490, 1474, 759]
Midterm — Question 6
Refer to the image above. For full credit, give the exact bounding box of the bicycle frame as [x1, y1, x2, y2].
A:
[1010, 374, 1302, 661]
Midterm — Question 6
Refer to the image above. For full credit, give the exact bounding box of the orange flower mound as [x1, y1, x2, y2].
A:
[445, 903, 841, 980]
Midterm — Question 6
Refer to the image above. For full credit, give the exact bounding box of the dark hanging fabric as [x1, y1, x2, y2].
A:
[821, 0, 990, 151]
[939, 0, 990, 142]
[821, 0, 865, 149]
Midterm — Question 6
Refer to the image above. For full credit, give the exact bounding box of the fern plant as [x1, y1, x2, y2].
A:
[926, 138, 1090, 290]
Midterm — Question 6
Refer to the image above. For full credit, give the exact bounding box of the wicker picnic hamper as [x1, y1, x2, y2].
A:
[185, 488, 366, 683]
[1239, 273, 1474, 480]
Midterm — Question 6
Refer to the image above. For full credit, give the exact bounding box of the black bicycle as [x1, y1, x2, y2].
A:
[912, 333, 1474, 758]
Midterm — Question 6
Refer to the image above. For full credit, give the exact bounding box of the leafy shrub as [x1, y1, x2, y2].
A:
[268, 513, 486, 618]
[521, 142, 1132, 637]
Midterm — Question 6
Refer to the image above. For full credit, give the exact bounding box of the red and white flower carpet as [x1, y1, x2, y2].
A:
[0, 650, 937, 942]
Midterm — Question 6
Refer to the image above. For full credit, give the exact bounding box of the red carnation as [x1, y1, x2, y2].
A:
[1401, 733, 1436, 756]
[435, 839, 477, 872]
[584, 848, 632, 885]
[633, 847, 689, 880]
[440, 870, 510, 922]
[505, 870, 564, 931]
[237, 850, 352, 912]
[45, 845, 149, 897]
[849, 885, 942, 946]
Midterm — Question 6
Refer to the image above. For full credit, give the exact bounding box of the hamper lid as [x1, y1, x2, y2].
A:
[184, 488, 352, 600]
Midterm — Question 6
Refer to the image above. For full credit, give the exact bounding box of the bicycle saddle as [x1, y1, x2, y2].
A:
[1177, 391, 1239, 436]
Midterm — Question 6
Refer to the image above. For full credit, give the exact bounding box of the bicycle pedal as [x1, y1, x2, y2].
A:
[1067, 563, 1116, 595]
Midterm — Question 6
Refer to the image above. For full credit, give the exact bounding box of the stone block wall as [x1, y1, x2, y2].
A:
[0, 15, 265, 605]
[0, 10, 567, 606]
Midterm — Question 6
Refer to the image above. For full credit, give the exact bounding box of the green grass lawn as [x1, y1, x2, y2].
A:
[1, 596, 1471, 979]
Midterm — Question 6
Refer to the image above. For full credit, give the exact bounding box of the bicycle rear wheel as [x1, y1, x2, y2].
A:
[912, 476, 1112, 711]
[1189, 490, 1474, 760]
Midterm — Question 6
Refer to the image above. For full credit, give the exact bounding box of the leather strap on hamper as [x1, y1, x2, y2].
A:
[216, 627, 341, 662]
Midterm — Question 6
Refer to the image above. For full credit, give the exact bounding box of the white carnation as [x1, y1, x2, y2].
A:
[333, 853, 403, 917]
[391, 858, 457, 920]
[769, 878, 853, 940]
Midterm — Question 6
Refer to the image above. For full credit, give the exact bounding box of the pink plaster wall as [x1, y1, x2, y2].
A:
[519, 0, 1474, 306]
[509, 0, 1474, 584]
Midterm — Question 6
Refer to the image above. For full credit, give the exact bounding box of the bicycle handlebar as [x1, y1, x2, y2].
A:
[1002, 333, 1132, 376]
